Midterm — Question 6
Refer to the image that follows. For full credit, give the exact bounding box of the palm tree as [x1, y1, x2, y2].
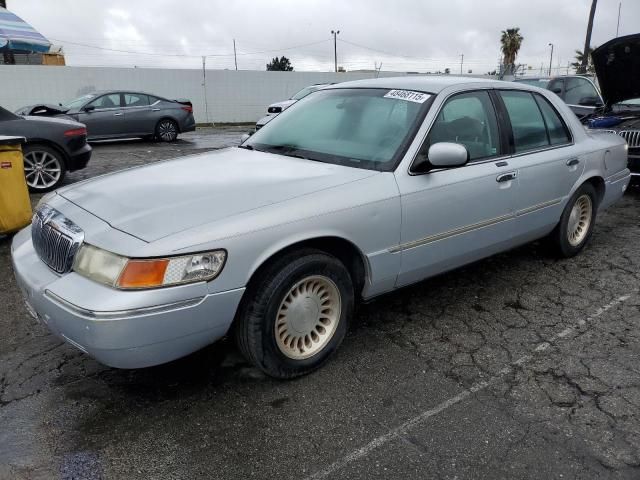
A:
[579, 0, 598, 74]
[571, 48, 596, 74]
[500, 28, 524, 75]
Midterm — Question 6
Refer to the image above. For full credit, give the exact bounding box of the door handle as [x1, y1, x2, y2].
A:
[566, 158, 580, 167]
[496, 171, 517, 183]
[151, 108, 161, 111]
[113, 112, 123, 116]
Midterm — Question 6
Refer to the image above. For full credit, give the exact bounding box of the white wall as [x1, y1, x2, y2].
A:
[0, 65, 405, 123]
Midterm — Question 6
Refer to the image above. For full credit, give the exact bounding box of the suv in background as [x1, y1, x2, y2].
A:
[255, 83, 334, 130]
[547, 76, 603, 120]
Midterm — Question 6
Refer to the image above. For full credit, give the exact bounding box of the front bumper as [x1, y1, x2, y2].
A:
[11, 227, 244, 369]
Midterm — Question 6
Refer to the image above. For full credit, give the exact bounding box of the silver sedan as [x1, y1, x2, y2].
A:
[11, 77, 630, 379]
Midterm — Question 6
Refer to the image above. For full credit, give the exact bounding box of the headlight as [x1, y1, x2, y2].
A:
[73, 244, 226, 289]
[36, 191, 56, 209]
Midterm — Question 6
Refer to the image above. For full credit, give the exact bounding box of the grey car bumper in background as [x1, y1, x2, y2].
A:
[11, 227, 244, 369]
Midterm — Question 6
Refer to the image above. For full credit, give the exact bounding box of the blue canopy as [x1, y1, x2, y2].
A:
[0, 7, 50, 53]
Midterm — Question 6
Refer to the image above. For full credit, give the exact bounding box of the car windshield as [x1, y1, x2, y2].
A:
[63, 94, 96, 109]
[246, 88, 431, 171]
[290, 86, 321, 101]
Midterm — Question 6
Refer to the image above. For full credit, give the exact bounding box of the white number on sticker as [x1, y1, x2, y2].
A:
[383, 90, 430, 103]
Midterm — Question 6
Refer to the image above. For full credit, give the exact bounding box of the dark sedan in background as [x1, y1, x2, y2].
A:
[17, 91, 196, 142]
[0, 106, 91, 192]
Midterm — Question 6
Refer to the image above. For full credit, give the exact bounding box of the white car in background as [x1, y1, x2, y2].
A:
[255, 83, 333, 130]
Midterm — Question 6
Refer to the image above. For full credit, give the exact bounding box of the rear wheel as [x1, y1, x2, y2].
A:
[550, 183, 597, 257]
[235, 249, 353, 379]
[22, 144, 66, 192]
[155, 119, 178, 142]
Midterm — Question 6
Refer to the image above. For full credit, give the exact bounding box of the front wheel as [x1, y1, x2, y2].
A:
[550, 183, 597, 257]
[155, 119, 179, 142]
[22, 144, 66, 192]
[235, 249, 354, 379]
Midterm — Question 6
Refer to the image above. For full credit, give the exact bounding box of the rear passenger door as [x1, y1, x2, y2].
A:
[122, 93, 155, 136]
[497, 90, 583, 239]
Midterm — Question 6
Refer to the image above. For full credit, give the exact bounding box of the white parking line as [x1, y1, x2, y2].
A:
[304, 293, 634, 480]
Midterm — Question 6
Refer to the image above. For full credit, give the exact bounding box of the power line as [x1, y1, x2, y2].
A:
[49, 37, 331, 58]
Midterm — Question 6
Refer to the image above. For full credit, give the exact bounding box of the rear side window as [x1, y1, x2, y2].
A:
[533, 94, 571, 145]
[124, 93, 150, 107]
[499, 91, 548, 153]
[563, 77, 598, 105]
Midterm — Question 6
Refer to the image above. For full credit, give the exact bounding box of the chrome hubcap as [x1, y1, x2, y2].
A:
[567, 194, 592, 246]
[23, 151, 62, 189]
[275, 275, 341, 360]
[158, 121, 177, 141]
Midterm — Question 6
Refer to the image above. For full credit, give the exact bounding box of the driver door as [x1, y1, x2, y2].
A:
[394, 89, 519, 287]
[77, 93, 124, 139]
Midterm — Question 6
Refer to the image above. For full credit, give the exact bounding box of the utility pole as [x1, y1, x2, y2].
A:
[459, 54, 464, 75]
[202, 56, 210, 125]
[616, 2, 622, 37]
[233, 39, 238, 70]
[331, 30, 340, 73]
[580, 0, 598, 74]
[548, 43, 554, 76]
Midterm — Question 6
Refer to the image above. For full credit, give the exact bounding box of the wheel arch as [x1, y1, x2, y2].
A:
[243, 235, 369, 302]
[582, 175, 605, 206]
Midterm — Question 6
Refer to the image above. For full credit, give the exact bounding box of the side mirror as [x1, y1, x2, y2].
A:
[428, 142, 469, 168]
[578, 96, 602, 107]
[83, 105, 95, 112]
[550, 87, 562, 95]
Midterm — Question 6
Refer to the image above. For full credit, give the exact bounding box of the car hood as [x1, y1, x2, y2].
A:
[58, 147, 377, 243]
[16, 104, 69, 116]
[592, 33, 640, 106]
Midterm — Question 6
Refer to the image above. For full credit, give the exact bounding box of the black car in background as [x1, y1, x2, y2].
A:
[0, 106, 91, 192]
[17, 91, 196, 142]
[586, 34, 640, 182]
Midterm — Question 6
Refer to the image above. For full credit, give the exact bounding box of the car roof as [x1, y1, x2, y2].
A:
[324, 75, 507, 93]
[85, 90, 165, 98]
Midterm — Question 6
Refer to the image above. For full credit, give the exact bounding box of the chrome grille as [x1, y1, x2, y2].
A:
[31, 205, 84, 274]
[618, 130, 640, 148]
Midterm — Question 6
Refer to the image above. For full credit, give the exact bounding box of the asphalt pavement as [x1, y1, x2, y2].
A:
[1, 128, 639, 479]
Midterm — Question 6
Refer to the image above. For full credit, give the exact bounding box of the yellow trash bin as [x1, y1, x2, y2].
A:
[0, 136, 32, 235]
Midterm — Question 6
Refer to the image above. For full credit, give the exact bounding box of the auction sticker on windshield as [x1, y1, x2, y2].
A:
[384, 90, 430, 103]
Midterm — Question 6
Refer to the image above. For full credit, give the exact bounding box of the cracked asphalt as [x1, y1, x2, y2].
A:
[1, 128, 639, 479]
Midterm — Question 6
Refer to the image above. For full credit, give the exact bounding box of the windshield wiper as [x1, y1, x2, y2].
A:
[238, 144, 254, 150]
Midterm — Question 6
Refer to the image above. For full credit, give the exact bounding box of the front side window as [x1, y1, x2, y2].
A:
[563, 77, 599, 105]
[123, 93, 150, 107]
[87, 94, 121, 110]
[416, 90, 500, 165]
[499, 91, 549, 153]
[246, 88, 431, 171]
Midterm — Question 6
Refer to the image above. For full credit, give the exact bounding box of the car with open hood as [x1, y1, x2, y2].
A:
[16, 91, 195, 142]
[584, 33, 640, 181]
[11, 76, 630, 379]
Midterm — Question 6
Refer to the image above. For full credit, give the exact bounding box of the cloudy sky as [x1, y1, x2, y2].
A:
[9, 0, 638, 74]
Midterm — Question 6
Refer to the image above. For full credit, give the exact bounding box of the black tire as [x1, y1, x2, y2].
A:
[22, 144, 67, 193]
[155, 119, 179, 142]
[235, 249, 354, 379]
[550, 183, 598, 257]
